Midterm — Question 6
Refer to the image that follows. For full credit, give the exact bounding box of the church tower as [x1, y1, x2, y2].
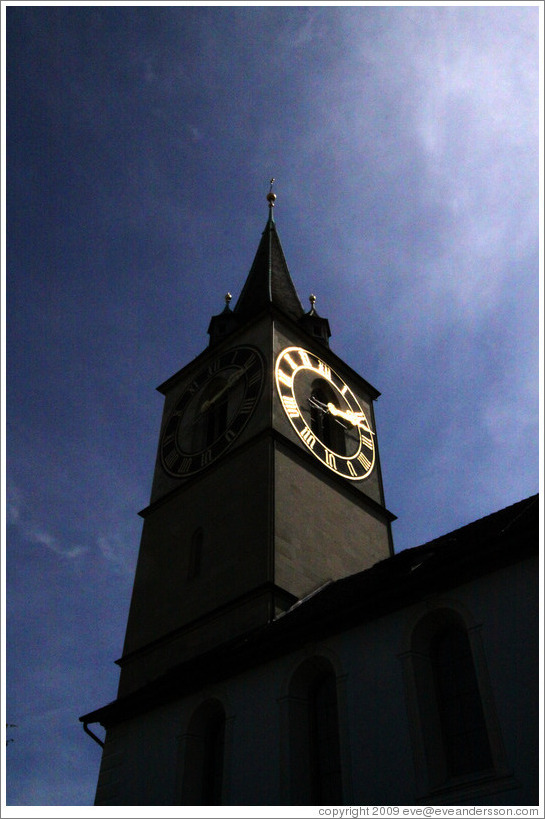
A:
[116, 186, 394, 697]
[82, 186, 396, 803]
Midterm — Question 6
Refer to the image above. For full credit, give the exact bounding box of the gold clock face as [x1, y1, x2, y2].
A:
[161, 346, 264, 477]
[275, 346, 375, 480]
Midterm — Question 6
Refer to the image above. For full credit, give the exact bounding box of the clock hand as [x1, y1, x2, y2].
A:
[327, 403, 357, 425]
[327, 403, 374, 434]
[307, 396, 350, 429]
[307, 395, 328, 411]
[200, 366, 247, 413]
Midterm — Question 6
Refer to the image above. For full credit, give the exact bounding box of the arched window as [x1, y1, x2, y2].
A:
[431, 625, 492, 777]
[309, 671, 343, 803]
[401, 608, 504, 796]
[309, 380, 346, 455]
[178, 699, 226, 805]
[286, 657, 343, 804]
[200, 708, 225, 804]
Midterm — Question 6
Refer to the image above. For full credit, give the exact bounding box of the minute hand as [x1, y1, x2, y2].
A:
[200, 367, 247, 413]
[327, 403, 374, 434]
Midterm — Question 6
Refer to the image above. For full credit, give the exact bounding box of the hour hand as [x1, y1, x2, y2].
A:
[200, 368, 244, 413]
[200, 385, 228, 414]
[327, 403, 372, 433]
[307, 396, 349, 430]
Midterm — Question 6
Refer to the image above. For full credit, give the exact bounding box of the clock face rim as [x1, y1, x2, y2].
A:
[160, 345, 265, 477]
[274, 345, 375, 481]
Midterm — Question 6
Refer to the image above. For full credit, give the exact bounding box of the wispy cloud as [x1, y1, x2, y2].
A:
[7, 484, 87, 560]
[26, 525, 86, 560]
[8, 483, 138, 570]
[96, 531, 136, 575]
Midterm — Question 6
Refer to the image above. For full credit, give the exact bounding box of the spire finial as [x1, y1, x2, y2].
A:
[266, 178, 276, 209]
[309, 294, 316, 310]
[221, 292, 232, 314]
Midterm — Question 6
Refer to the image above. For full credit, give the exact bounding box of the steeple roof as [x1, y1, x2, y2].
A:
[234, 190, 304, 322]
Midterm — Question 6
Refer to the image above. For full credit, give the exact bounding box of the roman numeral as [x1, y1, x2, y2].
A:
[360, 433, 373, 450]
[225, 429, 236, 442]
[340, 384, 349, 397]
[201, 449, 212, 467]
[163, 448, 179, 469]
[347, 460, 357, 477]
[179, 458, 192, 474]
[299, 350, 312, 368]
[282, 396, 299, 417]
[244, 353, 256, 369]
[357, 451, 372, 471]
[325, 451, 337, 470]
[284, 353, 298, 371]
[248, 369, 262, 387]
[318, 361, 331, 381]
[301, 427, 316, 449]
[278, 370, 293, 389]
[240, 398, 255, 415]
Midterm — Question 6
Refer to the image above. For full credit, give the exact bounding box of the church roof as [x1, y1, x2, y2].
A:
[280, 493, 539, 632]
[80, 494, 538, 730]
[234, 201, 304, 323]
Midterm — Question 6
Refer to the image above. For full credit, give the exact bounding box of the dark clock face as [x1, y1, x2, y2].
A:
[275, 346, 375, 481]
[160, 346, 264, 477]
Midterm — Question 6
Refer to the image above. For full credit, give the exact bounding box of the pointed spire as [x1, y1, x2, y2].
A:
[234, 182, 304, 322]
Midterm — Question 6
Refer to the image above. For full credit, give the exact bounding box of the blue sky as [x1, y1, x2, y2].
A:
[3, 2, 541, 809]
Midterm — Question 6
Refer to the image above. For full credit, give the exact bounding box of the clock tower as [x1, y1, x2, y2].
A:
[114, 187, 395, 699]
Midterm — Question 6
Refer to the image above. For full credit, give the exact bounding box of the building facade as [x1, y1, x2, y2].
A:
[81, 193, 539, 807]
